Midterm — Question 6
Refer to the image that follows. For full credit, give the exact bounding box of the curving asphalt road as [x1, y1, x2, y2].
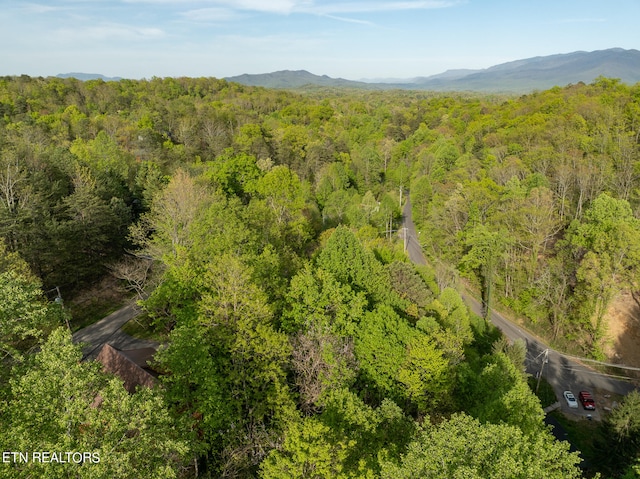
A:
[401, 197, 638, 418]
[72, 303, 159, 360]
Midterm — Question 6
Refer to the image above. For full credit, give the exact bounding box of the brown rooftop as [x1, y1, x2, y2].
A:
[96, 343, 157, 393]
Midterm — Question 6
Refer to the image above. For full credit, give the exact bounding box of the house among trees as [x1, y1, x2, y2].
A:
[96, 343, 158, 393]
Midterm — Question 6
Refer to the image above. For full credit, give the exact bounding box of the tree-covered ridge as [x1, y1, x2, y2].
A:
[1, 74, 640, 477]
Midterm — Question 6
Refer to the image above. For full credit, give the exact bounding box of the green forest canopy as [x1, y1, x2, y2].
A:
[1, 75, 640, 477]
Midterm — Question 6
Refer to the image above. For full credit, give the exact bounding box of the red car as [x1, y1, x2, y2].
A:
[578, 391, 596, 410]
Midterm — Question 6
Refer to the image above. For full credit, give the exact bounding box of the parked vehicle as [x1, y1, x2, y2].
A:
[563, 391, 579, 408]
[578, 391, 596, 410]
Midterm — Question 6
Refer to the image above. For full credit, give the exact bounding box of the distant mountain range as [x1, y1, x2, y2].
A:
[56, 72, 122, 81]
[223, 70, 371, 89]
[226, 48, 640, 93]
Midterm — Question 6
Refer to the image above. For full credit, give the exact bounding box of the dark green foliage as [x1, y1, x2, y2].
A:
[527, 375, 557, 409]
[204, 150, 261, 199]
[387, 261, 434, 319]
[316, 226, 394, 306]
[457, 352, 545, 435]
[354, 304, 414, 403]
[589, 391, 640, 477]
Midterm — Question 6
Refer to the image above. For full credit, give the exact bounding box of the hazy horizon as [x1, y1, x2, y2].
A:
[1, 0, 638, 80]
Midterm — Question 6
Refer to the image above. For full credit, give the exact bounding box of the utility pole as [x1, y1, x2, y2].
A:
[399, 186, 403, 209]
[536, 349, 549, 394]
[47, 285, 71, 331]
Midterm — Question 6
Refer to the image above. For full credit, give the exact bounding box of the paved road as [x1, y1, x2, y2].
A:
[401, 197, 638, 418]
[72, 303, 159, 360]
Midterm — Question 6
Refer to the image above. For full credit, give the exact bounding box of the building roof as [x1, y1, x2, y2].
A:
[96, 343, 157, 393]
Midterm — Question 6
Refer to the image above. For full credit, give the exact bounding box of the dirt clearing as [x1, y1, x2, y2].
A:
[603, 291, 640, 377]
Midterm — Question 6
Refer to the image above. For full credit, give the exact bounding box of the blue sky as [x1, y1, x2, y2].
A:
[1, 0, 638, 80]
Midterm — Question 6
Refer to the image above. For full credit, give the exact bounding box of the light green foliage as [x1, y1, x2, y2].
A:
[432, 287, 474, 344]
[460, 224, 506, 274]
[156, 254, 296, 476]
[320, 387, 380, 436]
[316, 162, 352, 208]
[0, 270, 58, 362]
[189, 193, 257, 263]
[131, 168, 212, 262]
[262, 389, 415, 478]
[199, 254, 294, 421]
[609, 390, 640, 440]
[570, 193, 639, 255]
[319, 389, 413, 476]
[410, 175, 433, 225]
[397, 334, 452, 412]
[260, 417, 355, 479]
[283, 265, 367, 335]
[515, 186, 560, 280]
[380, 413, 582, 479]
[460, 223, 509, 317]
[492, 337, 528, 376]
[274, 124, 308, 171]
[234, 123, 272, 160]
[323, 189, 355, 225]
[1, 328, 190, 478]
[254, 164, 305, 225]
[0, 238, 34, 279]
[4, 74, 636, 479]
[568, 193, 640, 349]
[199, 253, 271, 326]
[251, 164, 312, 250]
[358, 190, 378, 220]
[0, 149, 38, 252]
[70, 130, 133, 183]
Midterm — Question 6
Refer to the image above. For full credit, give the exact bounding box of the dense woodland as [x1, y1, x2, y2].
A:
[1, 75, 640, 477]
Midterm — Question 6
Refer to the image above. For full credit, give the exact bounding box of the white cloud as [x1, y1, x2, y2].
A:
[230, 0, 311, 14]
[322, 14, 374, 25]
[122, 0, 458, 15]
[305, 1, 461, 15]
[22, 3, 62, 14]
[180, 7, 239, 22]
[122, 0, 310, 12]
[54, 23, 165, 42]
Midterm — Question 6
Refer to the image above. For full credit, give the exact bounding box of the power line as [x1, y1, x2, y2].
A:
[560, 354, 640, 373]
